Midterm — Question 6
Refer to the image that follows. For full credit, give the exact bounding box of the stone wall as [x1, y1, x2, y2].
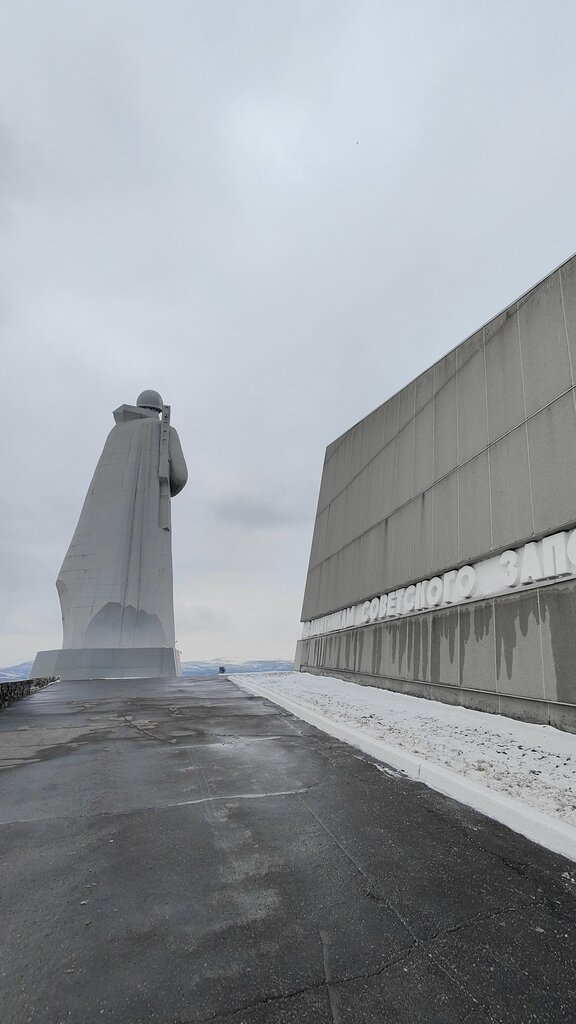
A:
[0, 678, 54, 710]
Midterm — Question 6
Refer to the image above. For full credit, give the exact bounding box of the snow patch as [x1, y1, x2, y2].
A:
[230, 671, 576, 863]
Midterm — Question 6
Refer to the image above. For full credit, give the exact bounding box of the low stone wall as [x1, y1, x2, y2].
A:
[0, 678, 55, 710]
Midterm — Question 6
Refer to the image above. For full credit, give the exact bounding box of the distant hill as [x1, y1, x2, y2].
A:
[180, 659, 293, 677]
[0, 662, 33, 682]
[0, 659, 293, 682]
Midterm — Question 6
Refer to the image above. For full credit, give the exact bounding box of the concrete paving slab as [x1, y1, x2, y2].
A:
[1, 676, 576, 1023]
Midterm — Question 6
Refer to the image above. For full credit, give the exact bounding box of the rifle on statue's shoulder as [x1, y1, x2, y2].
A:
[159, 405, 171, 530]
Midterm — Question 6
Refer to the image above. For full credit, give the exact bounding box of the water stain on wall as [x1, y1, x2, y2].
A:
[410, 618, 421, 681]
[345, 630, 352, 670]
[398, 620, 408, 676]
[459, 601, 493, 686]
[355, 629, 364, 673]
[539, 582, 576, 705]
[495, 590, 539, 682]
[430, 609, 458, 684]
[421, 618, 429, 680]
[299, 580, 576, 714]
[371, 624, 382, 675]
[390, 622, 397, 670]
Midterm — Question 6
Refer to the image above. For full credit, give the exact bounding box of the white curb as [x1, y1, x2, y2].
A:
[232, 676, 576, 864]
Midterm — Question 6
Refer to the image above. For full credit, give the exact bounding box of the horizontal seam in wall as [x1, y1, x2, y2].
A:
[311, 385, 576, 572]
[323, 272, 557, 468]
[318, 381, 576, 522]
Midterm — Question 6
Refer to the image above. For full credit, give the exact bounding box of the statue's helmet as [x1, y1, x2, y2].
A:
[137, 389, 164, 412]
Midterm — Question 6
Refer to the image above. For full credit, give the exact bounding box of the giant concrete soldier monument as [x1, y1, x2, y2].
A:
[33, 390, 188, 680]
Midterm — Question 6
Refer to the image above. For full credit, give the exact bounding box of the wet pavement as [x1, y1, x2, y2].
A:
[1, 675, 576, 1024]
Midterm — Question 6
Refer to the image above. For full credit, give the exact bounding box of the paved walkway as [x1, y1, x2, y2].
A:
[1, 677, 576, 1023]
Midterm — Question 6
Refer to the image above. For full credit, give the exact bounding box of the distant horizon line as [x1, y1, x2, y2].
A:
[1, 655, 295, 670]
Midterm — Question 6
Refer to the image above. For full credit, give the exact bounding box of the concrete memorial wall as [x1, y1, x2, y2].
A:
[296, 254, 576, 730]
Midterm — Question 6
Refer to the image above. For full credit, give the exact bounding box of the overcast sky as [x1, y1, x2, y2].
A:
[2, 0, 576, 666]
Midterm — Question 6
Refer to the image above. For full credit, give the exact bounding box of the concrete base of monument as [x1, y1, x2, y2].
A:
[31, 647, 181, 680]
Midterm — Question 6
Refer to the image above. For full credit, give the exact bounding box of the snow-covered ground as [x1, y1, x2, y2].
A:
[230, 671, 576, 863]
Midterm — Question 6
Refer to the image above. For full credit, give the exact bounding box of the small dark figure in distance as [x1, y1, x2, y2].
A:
[218, 666, 226, 675]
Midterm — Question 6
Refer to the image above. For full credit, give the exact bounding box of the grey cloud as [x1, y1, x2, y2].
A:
[176, 604, 232, 634]
[209, 494, 306, 529]
[2, 0, 576, 664]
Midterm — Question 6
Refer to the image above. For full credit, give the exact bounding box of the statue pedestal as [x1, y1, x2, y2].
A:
[31, 647, 181, 681]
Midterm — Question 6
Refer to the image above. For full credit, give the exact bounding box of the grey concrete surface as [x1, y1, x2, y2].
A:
[32, 646, 181, 682]
[2, 676, 576, 1023]
[299, 254, 576, 721]
[303, 256, 576, 625]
